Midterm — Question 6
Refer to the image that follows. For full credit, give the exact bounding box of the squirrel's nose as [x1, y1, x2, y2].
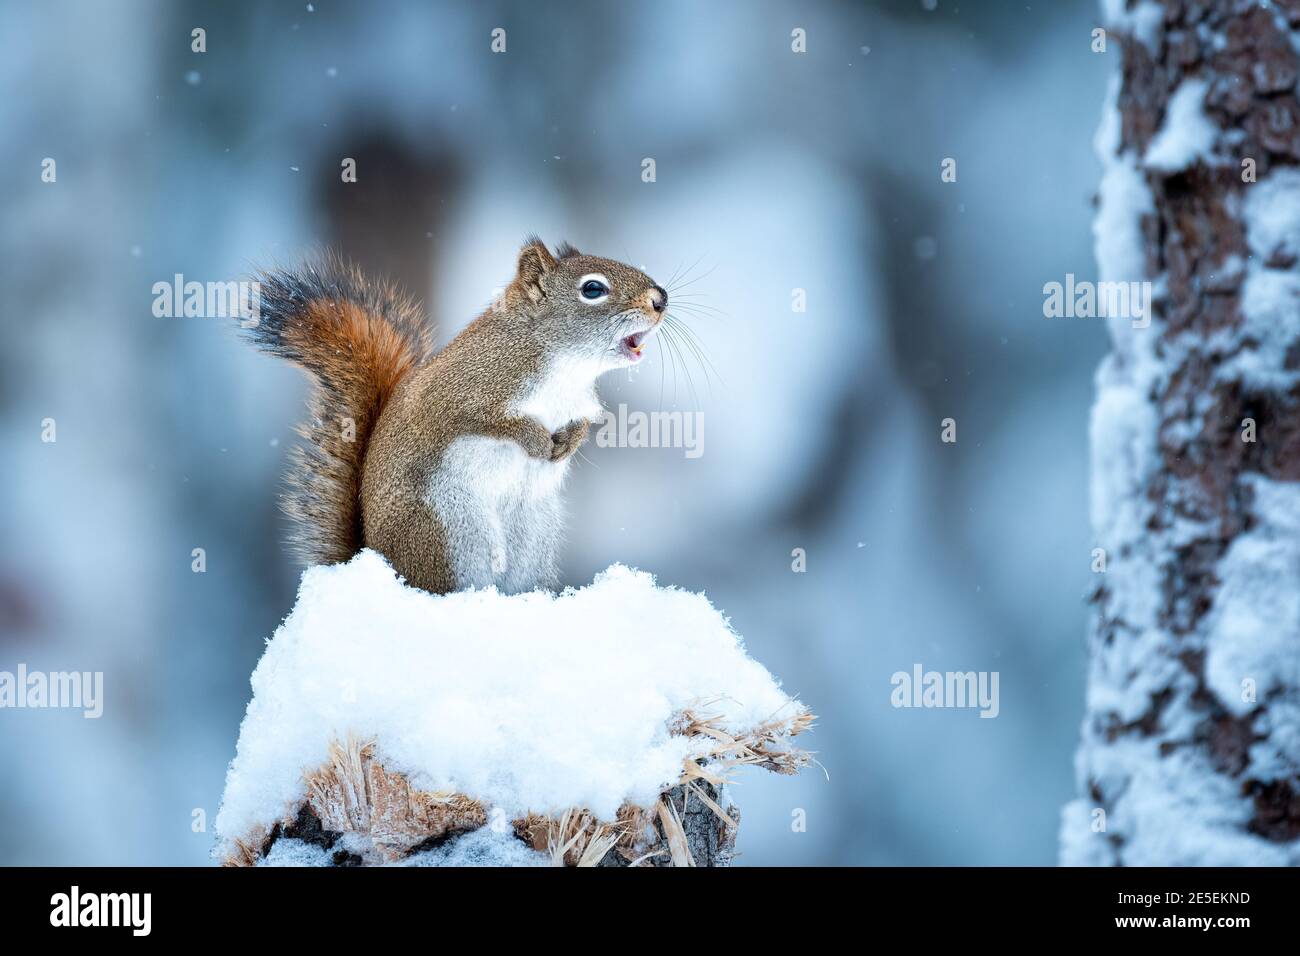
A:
[650, 285, 667, 313]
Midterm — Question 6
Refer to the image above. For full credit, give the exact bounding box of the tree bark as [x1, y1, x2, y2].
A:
[1064, 0, 1300, 865]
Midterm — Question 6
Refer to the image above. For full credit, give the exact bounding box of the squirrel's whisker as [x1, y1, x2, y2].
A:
[660, 321, 701, 408]
[669, 316, 722, 397]
[667, 260, 717, 296]
[665, 259, 712, 299]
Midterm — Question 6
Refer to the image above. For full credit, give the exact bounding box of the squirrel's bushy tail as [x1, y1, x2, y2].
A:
[247, 255, 432, 567]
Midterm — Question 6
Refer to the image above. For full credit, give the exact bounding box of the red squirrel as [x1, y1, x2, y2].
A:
[245, 238, 667, 594]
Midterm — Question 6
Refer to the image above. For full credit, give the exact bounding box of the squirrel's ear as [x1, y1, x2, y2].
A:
[510, 238, 558, 305]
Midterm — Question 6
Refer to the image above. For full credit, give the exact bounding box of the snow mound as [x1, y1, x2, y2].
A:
[216, 550, 806, 856]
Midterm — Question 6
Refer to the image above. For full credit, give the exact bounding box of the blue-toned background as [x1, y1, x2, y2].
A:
[1, 0, 1109, 865]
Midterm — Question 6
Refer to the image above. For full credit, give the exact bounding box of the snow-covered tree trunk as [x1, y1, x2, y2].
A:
[1062, 0, 1300, 866]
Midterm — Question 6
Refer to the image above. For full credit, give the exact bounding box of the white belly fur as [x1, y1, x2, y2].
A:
[427, 358, 603, 591]
[427, 435, 570, 591]
[515, 354, 604, 432]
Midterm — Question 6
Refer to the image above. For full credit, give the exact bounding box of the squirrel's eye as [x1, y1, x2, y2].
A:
[580, 279, 609, 300]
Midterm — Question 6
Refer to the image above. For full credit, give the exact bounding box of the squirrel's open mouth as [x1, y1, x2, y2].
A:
[620, 330, 650, 362]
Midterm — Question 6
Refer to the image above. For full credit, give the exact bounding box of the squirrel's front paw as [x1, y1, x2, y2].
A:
[550, 418, 590, 462]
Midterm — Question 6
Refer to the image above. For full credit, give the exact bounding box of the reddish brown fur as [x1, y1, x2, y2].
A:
[249, 244, 662, 593]
[261, 277, 432, 567]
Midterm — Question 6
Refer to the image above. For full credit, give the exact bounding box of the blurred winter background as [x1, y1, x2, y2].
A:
[1, 0, 1111, 865]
